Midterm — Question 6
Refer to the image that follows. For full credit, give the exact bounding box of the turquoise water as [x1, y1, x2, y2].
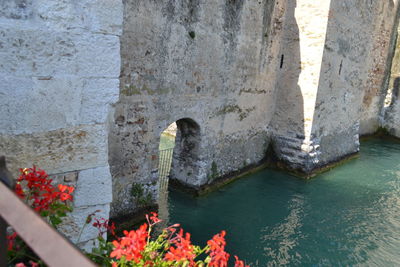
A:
[165, 139, 400, 266]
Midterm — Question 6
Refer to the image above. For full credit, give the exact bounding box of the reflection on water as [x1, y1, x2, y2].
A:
[261, 195, 305, 266]
[161, 139, 400, 266]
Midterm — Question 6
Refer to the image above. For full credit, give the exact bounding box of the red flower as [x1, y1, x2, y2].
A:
[110, 223, 148, 263]
[15, 183, 25, 198]
[146, 212, 161, 226]
[6, 232, 17, 251]
[234, 255, 249, 267]
[93, 217, 116, 237]
[207, 231, 230, 267]
[15, 167, 74, 212]
[164, 229, 196, 265]
[58, 184, 74, 194]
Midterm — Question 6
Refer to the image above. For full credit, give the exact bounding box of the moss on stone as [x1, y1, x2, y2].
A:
[214, 104, 255, 121]
[121, 85, 174, 96]
[208, 161, 218, 181]
[130, 183, 153, 207]
[130, 183, 144, 199]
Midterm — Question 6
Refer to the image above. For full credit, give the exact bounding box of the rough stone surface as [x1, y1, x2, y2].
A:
[1, 0, 400, 237]
[58, 204, 110, 243]
[272, 0, 400, 172]
[384, 21, 400, 137]
[0, 124, 110, 175]
[0, 0, 122, 248]
[359, 1, 400, 135]
[74, 166, 113, 207]
[109, 0, 278, 217]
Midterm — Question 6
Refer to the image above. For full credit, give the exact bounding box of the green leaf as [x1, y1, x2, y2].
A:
[49, 215, 62, 227]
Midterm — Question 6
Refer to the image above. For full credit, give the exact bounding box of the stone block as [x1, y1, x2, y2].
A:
[58, 204, 110, 243]
[0, 28, 120, 77]
[74, 166, 113, 207]
[80, 0, 123, 35]
[79, 78, 119, 124]
[0, 124, 109, 176]
[0, 75, 84, 134]
[34, 0, 122, 35]
[0, 0, 33, 20]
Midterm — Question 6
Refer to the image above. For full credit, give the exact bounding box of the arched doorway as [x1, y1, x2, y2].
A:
[158, 118, 201, 190]
[157, 118, 201, 224]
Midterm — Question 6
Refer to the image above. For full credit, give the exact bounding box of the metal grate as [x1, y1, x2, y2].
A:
[158, 147, 174, 192]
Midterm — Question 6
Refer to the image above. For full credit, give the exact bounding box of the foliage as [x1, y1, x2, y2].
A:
[6, 167, 250, 266]
[130, 183, 153, 207]
[89, 212, 250, 267]
[7, 167, 75, 266]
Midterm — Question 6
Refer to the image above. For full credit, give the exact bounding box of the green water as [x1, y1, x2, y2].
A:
[165, 139, 400, 266]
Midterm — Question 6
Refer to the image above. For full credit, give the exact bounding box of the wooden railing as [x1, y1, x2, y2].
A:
[0, 172, 96, 267]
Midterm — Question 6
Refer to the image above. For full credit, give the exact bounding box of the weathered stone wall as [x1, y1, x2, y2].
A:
[2, 0, 400, 224]
[271, 0, 400, 173]
[384, 21, 400, 137]
[109, 0, 279, 217]
[0, 0, 122, 248]
[269, 0, 331, 172]
[314, 0, 399, 168]
[359, 1, 400, 135]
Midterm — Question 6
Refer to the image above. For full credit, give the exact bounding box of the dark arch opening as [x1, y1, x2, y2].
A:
[158, 118, 201, 191]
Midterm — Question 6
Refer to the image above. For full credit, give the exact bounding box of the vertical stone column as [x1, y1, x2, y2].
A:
[0, 0, 122, 249]
[271, 0, 331, 173]
[272, 0, 400, 174]
[312, 1, 400, 168]
[360, 1, 400, 135]
[384, 22, 400, 137]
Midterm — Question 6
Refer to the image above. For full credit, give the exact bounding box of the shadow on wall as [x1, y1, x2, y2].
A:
[270, 0, 305, 172]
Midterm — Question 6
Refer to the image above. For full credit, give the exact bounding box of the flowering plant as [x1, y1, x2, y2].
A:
[6, 166, 250, 266]
[90, 212, 249, 267]
[7, 167, 75, 266]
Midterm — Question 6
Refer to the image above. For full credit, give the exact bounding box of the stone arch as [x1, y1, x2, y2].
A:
[166, 118, 202, 188]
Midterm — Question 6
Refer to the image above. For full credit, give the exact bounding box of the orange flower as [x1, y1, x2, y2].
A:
[110, 223, 148, 263]
[15, 167, 74, 212]
[146, 212, 161, 226]
[234, 255, 249, 267]
[207, 231, 230, 267]
[164, 229, 196, 265]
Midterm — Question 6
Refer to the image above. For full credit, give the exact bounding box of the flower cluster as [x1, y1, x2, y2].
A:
[7, 167, 75, 266]
[164, 229, 196, 264]
[5, 166, 250, 267]
[15, 167, 74, 214]
[93, 217, 116, 237]
[207, 231, 230, 267]
[106, 213, 250, 267]
[110, 224, 149, 263]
